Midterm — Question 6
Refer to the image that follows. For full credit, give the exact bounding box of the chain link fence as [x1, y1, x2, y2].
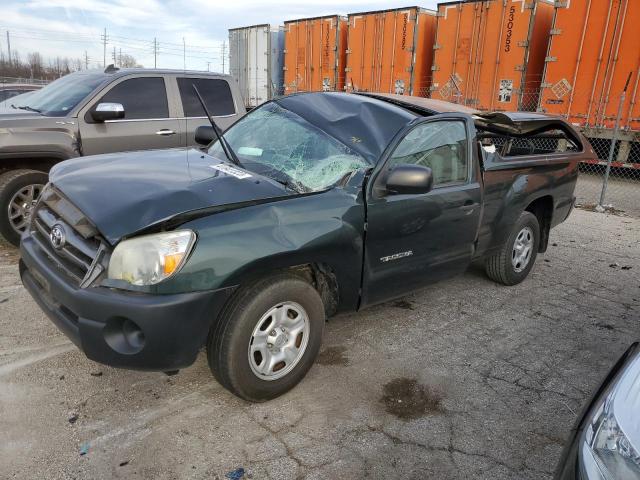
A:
[0, 76, 50, 85]
[576, 132, 640, 217]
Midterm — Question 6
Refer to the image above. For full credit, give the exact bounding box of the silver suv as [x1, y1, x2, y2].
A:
[0, 66, 246, 246]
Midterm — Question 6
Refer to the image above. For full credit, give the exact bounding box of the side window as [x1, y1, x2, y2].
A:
[177, 78, 235, 117]
[389, 120, 469, 186]
[98, 77, 168, 120]
[0, 90, 19, 101]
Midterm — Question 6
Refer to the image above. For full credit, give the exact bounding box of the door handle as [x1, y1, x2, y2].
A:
[156, 129, 176, 136]
[460, 202, 479, 211]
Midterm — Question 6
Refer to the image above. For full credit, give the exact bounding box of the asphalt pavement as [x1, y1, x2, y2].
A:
[1, 208, 639, 480]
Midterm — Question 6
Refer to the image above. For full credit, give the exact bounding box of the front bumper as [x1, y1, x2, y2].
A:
[20, 235, 234, 371]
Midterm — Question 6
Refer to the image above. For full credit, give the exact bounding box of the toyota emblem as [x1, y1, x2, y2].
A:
[49, 224, 66, 250]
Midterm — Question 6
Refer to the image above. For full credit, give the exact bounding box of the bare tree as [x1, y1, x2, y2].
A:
[27, 52, 43, 77]
[119, 54, 141, 68]
[1, 48, 127, 82]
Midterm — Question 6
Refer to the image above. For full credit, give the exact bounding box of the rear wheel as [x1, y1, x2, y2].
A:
[207, 273, 325, 402]
[485, 211, 540, 286]
[0, 169, 48, 246]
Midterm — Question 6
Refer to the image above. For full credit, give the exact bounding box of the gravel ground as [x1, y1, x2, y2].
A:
[1, 208, 639, 480]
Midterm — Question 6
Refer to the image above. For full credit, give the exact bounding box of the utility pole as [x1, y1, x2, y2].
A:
[101, 28, 108, 67]
[153, 37, 158, 68]
[112, 46, 116, 65]
[222, 40, 226, 74]
[6, 31, 11, 66]
[119, 48, 122, 67]
[84, 51, 89, 69]
[183, 37, 186, 70]
[207, 61, 211, 72]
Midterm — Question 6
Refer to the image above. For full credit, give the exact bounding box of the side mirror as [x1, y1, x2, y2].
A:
[91, 102, 125, 122]
[385, 164, 433, 195]
[195, 125, 215, 146]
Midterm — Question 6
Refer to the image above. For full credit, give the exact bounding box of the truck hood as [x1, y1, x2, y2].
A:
[49, 148, 290, 245]
[0, 109, 76, 133]
[0, 107, 43, 120]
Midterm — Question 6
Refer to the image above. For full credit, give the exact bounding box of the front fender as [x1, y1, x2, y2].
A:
[0, 121, 80, 160]
[160, 187, 366, 312]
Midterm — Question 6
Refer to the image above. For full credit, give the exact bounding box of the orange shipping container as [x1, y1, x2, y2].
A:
[540, 0, 640, 131]
[345, 7, 437, 96]
[431, 0, 554, 111]
[283, 16, 348, 93]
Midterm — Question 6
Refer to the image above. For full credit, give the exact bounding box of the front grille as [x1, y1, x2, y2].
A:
[30, 186, 109, 287]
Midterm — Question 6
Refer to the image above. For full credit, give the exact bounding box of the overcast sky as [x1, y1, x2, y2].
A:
[1, 0, 439, 72]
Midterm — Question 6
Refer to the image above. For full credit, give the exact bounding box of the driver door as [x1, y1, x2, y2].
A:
[78, 75, 184, 155]
[362, 115, 482, 306]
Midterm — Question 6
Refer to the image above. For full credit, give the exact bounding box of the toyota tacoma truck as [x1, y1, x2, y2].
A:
[0, 66, 245, 246]
[19, 92, 595, 401]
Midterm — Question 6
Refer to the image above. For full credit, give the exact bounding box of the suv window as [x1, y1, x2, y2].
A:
[389, 120, 468, 186]
[98, 77, 168, 120]
[0, 90, 21, 101]
[177, 78, 235, 117]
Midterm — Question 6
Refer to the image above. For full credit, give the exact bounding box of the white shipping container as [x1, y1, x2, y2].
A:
[229, 24, 284, 108]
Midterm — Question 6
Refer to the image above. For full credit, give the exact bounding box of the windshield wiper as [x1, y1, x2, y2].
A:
[191, 85, 242, 167]
[240, 161, 308, 193]
[17, 105, 42, 113]
[270, 177, 304, 193]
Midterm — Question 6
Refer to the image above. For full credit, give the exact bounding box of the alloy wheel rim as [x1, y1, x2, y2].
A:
[7, 183, 44, 235]
[248, 301, 310, 381]
[511, 226, 534, 273]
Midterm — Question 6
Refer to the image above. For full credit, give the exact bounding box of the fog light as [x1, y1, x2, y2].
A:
[104, 317, 145, 354]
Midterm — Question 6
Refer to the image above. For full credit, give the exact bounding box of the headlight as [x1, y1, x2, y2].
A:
[578, 348, 640, 480]
[107, 230, 196, 286]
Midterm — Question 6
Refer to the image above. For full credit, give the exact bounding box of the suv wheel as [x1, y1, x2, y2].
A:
[485, 211, 540, 286]
[0, 169, 48, 247]
[207, 273, 325, 402]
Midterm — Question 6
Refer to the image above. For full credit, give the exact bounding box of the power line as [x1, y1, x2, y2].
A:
[0, 24, 226, 52]
[0, 24, 97, 39]
[1, 24, 226, 71]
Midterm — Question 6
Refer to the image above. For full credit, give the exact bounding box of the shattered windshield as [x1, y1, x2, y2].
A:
[208, 102, 369, 192]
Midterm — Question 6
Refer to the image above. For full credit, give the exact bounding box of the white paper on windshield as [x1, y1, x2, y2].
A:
[209, 163, 252, 179]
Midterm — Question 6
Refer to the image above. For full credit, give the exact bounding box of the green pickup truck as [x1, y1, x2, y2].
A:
[20, 92, 594, 401]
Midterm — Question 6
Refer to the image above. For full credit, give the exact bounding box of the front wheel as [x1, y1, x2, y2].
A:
[207, 273, 325, 402]
[0, 169, 48, 246]
[485, 211, 540, 286]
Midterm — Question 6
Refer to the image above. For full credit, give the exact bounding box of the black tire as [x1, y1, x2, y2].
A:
[0, 169, 48, 247]
[207, 273, 325, 402]
[485, 211, 540, 286]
